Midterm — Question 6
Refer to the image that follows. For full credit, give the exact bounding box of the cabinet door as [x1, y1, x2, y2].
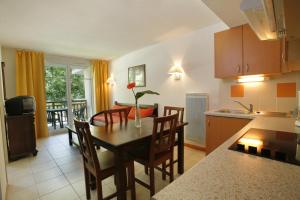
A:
[243, 24, 281, 75]
[287, 38, 300, 71]
[205, 116, 222, 154]
[219, 117, 251, 143]
[215, 26, 243, 78]
[206, 116, 251, 155]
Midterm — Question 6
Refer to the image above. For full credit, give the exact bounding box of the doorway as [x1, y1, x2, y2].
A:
[45, 65, 93, 134]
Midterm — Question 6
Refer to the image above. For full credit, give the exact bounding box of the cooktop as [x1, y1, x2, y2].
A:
[229, 128, 300, 166]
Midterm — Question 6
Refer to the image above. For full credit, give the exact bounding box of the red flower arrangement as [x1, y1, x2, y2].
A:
[127, 82, 159, 104]
[127, 82, 159, 127]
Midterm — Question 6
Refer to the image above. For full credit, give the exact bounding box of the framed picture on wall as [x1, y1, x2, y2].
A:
[128, 64, 146, 87]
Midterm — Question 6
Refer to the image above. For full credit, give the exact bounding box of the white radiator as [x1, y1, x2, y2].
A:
[185, 93, 209, 146]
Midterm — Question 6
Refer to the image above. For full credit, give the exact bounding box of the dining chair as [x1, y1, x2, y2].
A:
[130, 113, 179, 196]
[163, 106, 184, 123]
[90, 107, 131, 125]
[74, 119, 136, 200]
[163, 106, 184, 173]
[145, 106, 184, 178]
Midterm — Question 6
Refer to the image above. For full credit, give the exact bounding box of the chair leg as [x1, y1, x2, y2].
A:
[144, 165, 148, 175]
[162, 162, 166, 180]
[96, 177, 103, 200]
[170, 158, 174, 183]
[129, 162, 136, 200]
[84, 168, 91, 199]
[149, 167, 155, 196]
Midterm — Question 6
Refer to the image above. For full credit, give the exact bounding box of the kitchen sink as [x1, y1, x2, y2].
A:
[217, 109, 250, 114]
[216, 109, 291, 118]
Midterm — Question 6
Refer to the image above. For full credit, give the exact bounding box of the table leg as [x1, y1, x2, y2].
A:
[68, 129, 73, 146]
[114, 149, 127, 200]
[177, 127, 184, 174]
[60, 111, 63, 128]
[52, 112, 56, 129]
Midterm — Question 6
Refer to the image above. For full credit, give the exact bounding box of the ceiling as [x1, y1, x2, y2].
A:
[0, 0, 221, 59]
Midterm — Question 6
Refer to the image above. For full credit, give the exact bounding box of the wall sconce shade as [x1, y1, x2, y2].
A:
[106, 74, 116, 85]
[168, 65, 183, 80]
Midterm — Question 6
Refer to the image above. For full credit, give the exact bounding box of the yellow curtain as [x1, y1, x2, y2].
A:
[92, 60, 109, 112]
[16, 50, 48, 138]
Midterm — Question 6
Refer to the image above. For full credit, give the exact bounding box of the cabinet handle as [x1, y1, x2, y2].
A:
[246, 64, 250, 72]
[236, 65, 241, 73]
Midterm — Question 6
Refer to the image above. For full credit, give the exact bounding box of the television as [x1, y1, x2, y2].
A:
[5, 96, 36, 116]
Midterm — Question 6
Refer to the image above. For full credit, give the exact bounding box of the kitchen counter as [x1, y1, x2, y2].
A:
[154, 116, 300, 200]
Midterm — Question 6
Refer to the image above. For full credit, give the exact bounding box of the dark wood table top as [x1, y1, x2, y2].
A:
[67, 117, 188, 148]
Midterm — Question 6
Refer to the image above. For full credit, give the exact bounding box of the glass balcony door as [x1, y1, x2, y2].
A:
[45, 64, 93, 134]
[66, 66, 93, 124]
[45, 65, 69, 134]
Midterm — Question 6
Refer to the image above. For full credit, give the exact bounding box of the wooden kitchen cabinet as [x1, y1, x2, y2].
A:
[215, 26, 243, 78]
[282, 38, 300, 72]
[214, 24, 282, 78]
[206, 115, 251, 155]
[243, 24, 281, 75]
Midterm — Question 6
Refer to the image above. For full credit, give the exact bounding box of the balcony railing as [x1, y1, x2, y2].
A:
[46, 99, 88, 123]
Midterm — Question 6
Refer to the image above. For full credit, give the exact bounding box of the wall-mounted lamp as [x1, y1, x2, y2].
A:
[106, 74, 116, 86]
[237, 75, 268, 83]
[168, 65, 183, 80]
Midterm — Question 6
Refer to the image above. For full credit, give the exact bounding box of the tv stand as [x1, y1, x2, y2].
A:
[5, 114, 38, 161]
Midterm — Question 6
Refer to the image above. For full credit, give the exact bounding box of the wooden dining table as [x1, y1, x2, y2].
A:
[67, 117, 188, 200]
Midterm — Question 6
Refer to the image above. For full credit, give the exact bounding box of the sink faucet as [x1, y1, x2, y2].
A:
[233, 100, 254, 113]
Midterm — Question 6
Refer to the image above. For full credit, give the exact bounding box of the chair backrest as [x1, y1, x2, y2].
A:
[163, 106, 184, 123]
[74, 119, 101, 174]
[149, 113, 179, 162]
[103, 107, 131, 125]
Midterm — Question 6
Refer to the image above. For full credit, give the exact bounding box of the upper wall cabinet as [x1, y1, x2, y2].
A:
[215, 26, 243, 78]
[215, 24, 282, 78]
[282, 38, 300, 72]
[243, 24, 281, 75]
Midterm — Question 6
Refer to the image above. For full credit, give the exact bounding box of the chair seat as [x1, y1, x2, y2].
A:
[128, 145, 172, 166]
[96, 150, 115, 171]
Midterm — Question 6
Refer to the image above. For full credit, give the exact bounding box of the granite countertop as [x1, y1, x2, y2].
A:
[154, 116, 300, 200]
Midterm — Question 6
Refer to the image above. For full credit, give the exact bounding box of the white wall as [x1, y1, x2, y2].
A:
[0, 45, 8, 200]
[111, 22, 228, 114]
[111, 22, 300, 114]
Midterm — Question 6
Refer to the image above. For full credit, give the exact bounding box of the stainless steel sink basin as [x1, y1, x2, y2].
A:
[216, 109, 291, 118]
[217, 109, 250, 115]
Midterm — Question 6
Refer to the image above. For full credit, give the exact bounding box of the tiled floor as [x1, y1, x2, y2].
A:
[6, 133, 205, 200]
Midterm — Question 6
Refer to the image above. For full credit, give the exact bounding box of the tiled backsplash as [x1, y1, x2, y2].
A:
[220, 72, 300, 112]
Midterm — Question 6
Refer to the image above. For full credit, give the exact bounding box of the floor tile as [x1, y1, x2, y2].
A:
[58, 161, 83, 174]
[37, 176, 69, 196]
[8, 174, 35, 189]
[64, 169, 84, 184]
[39, 185, 79, 200]
[33, 167, 62, 183]
[7, 185, 39, 200]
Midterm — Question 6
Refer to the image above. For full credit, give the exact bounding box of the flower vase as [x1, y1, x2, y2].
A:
[135, 103, 141, 128]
